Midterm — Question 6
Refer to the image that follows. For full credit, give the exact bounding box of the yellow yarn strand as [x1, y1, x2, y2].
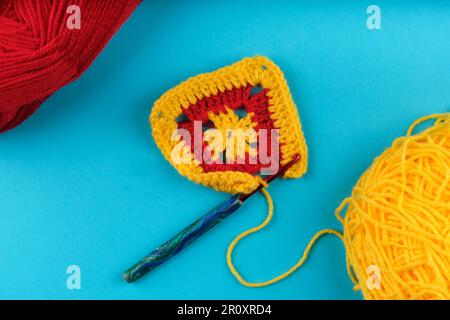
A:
[336, 113, 450, 300]
[227, 188, 344, 288]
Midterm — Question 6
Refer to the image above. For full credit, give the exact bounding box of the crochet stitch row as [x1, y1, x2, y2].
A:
[150, 56, 307, 194]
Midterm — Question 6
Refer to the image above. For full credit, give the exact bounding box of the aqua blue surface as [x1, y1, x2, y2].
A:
[1, 0, 449, 300]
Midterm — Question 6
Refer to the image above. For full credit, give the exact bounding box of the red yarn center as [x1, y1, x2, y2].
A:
[176, 85, 281, 175]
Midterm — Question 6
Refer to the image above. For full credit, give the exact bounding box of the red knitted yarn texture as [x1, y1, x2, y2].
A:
[0, 0, 141, 133]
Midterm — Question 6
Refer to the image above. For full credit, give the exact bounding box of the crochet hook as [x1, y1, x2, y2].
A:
[123, 154, 301, 283]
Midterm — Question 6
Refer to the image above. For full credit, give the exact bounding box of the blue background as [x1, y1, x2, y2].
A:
[1, 0, 449, 299]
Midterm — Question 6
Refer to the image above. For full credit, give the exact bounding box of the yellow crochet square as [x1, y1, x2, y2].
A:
[150, 56, 307, 194]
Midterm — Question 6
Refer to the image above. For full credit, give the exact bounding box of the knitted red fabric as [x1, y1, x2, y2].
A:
[0, 0, 141, 133]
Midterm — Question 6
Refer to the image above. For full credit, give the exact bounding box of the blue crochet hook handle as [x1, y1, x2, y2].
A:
[123, 154, 300, 283]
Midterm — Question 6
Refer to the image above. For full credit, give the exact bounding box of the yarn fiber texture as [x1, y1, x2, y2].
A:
[0, 0, 141, 133]
[151, 56, 308, 194]
[337, 114, 450, 300]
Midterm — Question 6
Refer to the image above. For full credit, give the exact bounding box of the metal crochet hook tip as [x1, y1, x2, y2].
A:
[123, 154, 301, 283]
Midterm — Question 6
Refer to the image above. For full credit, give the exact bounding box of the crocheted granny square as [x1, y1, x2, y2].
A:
[150, 56, 307, 194]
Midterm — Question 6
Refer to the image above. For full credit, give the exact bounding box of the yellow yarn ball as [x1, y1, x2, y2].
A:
[336, 114, 450, 300]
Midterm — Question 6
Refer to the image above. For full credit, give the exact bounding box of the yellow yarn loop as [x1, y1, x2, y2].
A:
[336, 113, 450, 300]
[227, 188, 344, 288]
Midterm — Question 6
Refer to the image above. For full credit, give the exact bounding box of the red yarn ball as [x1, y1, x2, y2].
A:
[0, 0, 141, 133]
